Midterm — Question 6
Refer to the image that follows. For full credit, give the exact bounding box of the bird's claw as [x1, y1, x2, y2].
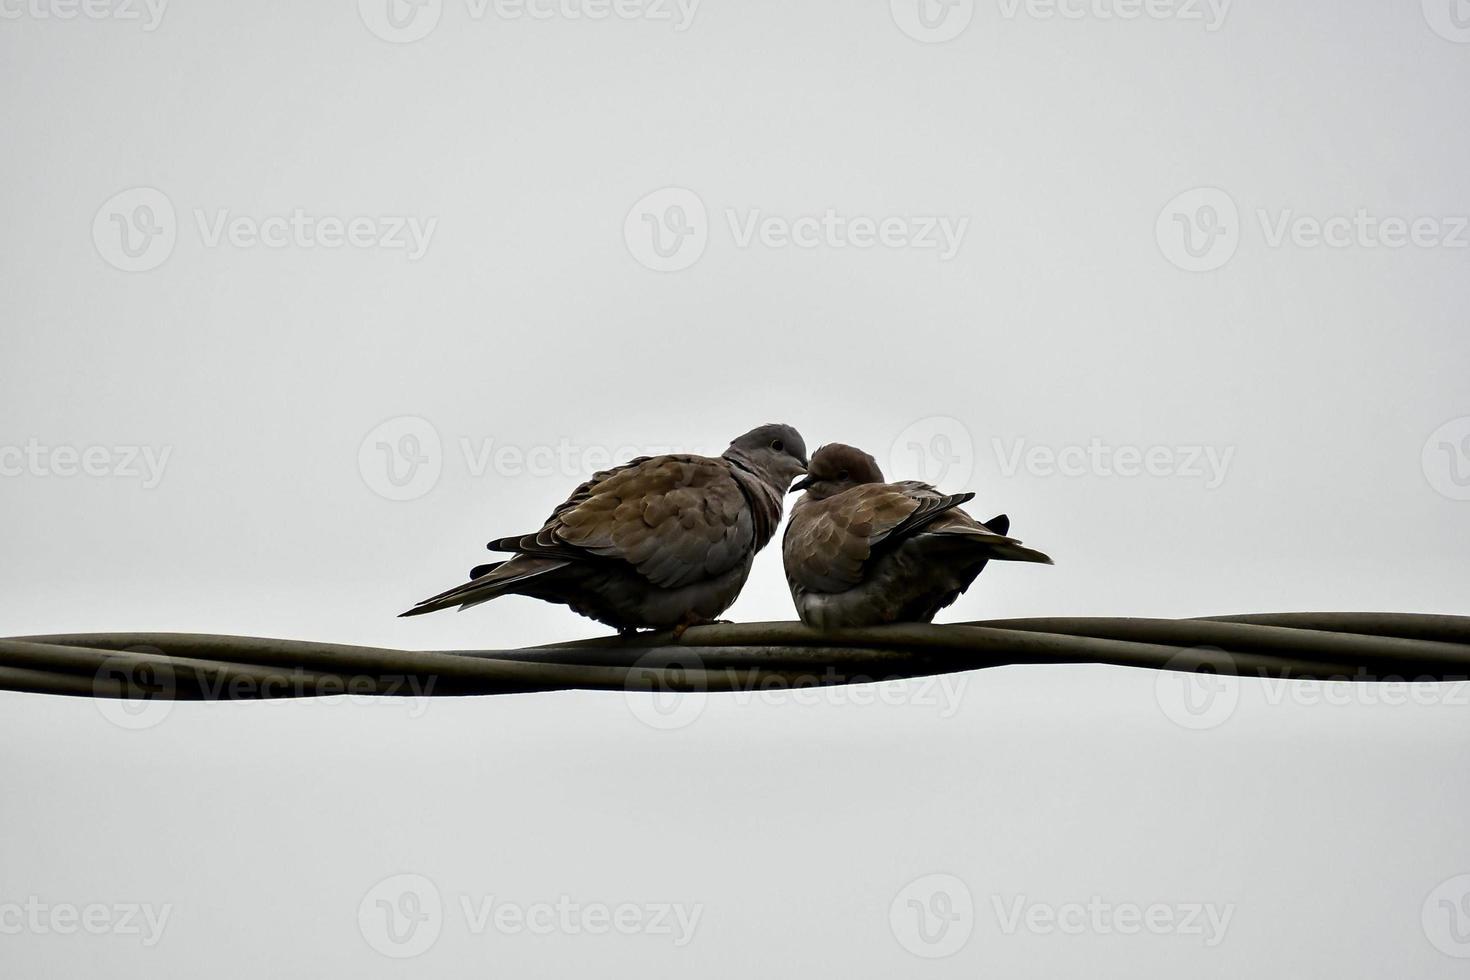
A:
[672, 613, 723, 641]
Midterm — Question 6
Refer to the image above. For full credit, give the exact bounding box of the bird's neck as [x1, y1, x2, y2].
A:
[726, 459, 785, 551]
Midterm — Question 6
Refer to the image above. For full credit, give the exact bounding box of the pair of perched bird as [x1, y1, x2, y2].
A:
[401, 423, 1051, 632]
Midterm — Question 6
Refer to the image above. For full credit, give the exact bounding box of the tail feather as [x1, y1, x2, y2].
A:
[931, 527, 1054, 565]
[399, 556, 569, 617]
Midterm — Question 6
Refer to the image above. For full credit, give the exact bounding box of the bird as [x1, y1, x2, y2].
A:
[401, 423, 809, 633]
[782, 443, 1052, 629]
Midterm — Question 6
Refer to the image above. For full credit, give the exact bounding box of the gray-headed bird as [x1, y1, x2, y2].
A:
[783, 443, 1051, 629]
[402, 424, 808, 633]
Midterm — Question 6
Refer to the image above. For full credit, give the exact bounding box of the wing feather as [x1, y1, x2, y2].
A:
[488, 454, 755, 589]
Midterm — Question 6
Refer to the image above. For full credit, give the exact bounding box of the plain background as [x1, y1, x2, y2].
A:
[2, 0, 1468, 975]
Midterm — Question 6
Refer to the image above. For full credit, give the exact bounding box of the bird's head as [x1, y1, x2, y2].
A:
[724, 423, 809, 490]
[791, 443, 884, 499]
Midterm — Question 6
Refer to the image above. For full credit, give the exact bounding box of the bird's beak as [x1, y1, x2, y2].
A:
[791, 475, 814, 493]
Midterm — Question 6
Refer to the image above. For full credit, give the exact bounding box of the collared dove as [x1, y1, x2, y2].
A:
[783, 443, 1051, 629]
[402, 423, 808, 632]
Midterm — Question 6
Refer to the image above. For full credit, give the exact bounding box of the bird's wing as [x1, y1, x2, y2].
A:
[786, 482, 1049, 593]
[785, 482, 968, 592]
[489, 454, 755, 589]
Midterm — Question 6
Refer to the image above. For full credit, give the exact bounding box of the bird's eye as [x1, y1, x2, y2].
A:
[770, 439, 784, 451]
[838, 470, 849, 480]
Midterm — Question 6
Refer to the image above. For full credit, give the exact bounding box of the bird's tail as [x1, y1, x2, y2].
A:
[933, 519, 1054, 566]
[399, 556, 569, 617]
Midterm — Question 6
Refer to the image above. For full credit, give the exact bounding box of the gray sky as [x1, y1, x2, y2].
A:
[2, 0, 1469, 975]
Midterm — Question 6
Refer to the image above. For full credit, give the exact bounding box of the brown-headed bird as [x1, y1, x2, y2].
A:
[782, 443, 1051, 629]
[401, 423, 808, 633]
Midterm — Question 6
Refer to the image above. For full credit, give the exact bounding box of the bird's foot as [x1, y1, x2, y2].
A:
[671, 613, 719, 641]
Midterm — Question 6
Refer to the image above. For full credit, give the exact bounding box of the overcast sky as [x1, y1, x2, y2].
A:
[2, 0, 1468, 976]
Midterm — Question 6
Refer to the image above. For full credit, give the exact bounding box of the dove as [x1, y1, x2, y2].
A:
[401, 423, 808, 632]
[782, 443, 1051, 629]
